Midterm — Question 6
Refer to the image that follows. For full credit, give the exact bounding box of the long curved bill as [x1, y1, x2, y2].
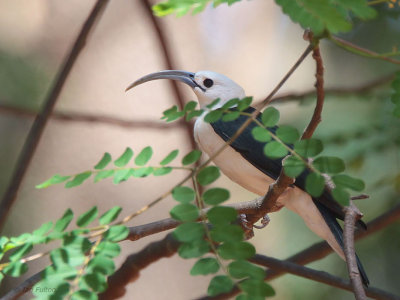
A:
[125, 70, 198, 92]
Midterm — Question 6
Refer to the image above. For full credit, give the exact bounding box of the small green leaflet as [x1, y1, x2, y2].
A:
[173, 223, 205, 242]
[207, 206, 237, 225]
[228, 260, 265, 280]
[313, 156, 345, 174]
[182, 150, 202, 165]
[210, 224, 243, 243]
[263, 141, 288, 159]
[170, 203, 199, 221]
[332, 187, 350, 206]
[103, 225, 129, 242]
[237, 97, 252, 111]
[251, 127, 271, 143]
[76, 206, 98, 228]
[54, 209, 73, 232]
[172, 186, 195, 203]
[207, 275, 234, 296]
[95, 241, 121, 258]
[94, 152, 112, 170]
[114, 147, 134, 167]
[261, 107, 280, 127]
[217, 241, 256, 260]
[283, 156, 305, 178]
[276, 126, 299, 144]
[160, 149, 179, 165]
[197, 166, 220, 185]
[305, 173, 325, 197]
[294, 139, 323, 158]
[202, 187, 230, 205]
[178, 239, 210, 258]
[65, 171, 92, 188]
[99, 206, 122, 225]
[36, 174, 71, 189]
[239, 279, 275, 297]
[204, 109, 223, 123]
[135, 146, 153, 166]
[190, 257, 220, 275]
[332, 174, 365, 192]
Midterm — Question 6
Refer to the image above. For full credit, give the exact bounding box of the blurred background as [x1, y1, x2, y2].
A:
[0, 0, 399, 299]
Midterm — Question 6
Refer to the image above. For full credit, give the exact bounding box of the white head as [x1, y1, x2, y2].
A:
[126, 70, 245, 108]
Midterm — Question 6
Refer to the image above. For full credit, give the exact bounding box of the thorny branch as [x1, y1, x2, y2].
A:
[0, 0, 110, 232]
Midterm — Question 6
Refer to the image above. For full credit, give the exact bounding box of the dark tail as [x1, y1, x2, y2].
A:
[314, 200, 369, 286]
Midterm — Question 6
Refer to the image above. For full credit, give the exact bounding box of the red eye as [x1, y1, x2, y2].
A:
[203, 78, 214, 88]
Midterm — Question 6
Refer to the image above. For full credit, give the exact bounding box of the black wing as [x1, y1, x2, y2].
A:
[210, 106, 369, 286]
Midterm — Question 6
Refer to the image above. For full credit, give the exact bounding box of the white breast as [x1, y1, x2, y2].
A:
[194, 117, 345, 259]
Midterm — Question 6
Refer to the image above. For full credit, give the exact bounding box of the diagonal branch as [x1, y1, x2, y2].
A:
[0, 0, 110, 232]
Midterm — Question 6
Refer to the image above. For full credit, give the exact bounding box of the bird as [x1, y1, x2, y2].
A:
[126, 70, 369, 286]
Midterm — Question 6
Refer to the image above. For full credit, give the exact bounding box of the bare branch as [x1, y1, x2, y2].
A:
[99, 233, 179, 300]
[343, 205, 367, 299]
[0, 103, 184, 130]
[0, 0, 110, 232]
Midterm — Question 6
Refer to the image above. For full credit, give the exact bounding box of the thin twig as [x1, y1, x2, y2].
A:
[0, 103, 184, 130]
[0, 0, 110, 232]
[140, 0, 197, 151]
[343, 206, 367, 299]
[330, 36, 400, 65]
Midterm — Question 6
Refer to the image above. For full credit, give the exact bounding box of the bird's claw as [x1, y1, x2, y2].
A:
[253, 214, 270, 229]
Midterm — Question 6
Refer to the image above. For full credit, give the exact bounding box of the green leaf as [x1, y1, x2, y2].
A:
[71, 290, 98, 300]
[33, 280, 70, 298]
[94, 169, 115, 183]
[50, 248, 69, 268]
[207, 207, 237, 225]
[182, 150, 202, 165]
[207, 275, 234, 296]
[76, 206, 98, 227]
[135, 146, 153, 166]
[294, 139, 323, 157]
[305, 173, 325, 197]
[3, 261, 28, 277]
[186, 109, 203, 121]
[332, 187, 350, 206]
[36, 174, 71, 189]
[9, 243, 33, 262]
[237, 97, 252, 111]
[251, 127, 271, 143]
[261, 107, 280, 127]
[202, 188, 230, 205]
[95, 241, 121, 258]
[160, 149, 179, 165]
[197, 166, 220, 185]
[33, 221, 53, 237]
[103, 225, 129, 242]
[87, 255, 115, 275]
[170, 203, 199, 222]
[222, 98, 240, 109]
[184, 100, 197, 112]
[79, 273, 107, 293]
[332, 174, 365, 192]
[54, 209, 74, 232]
[112, 169, 131, 184]
[206, 98, 221, 109]
[114, 147, 134, 167]
[99, 206, 122, 225]
[210, 224, 243, 242]
[222, 111, 240, 122]
[172, 186, 195, 203]
[162, 105, 185, 122]
[239, 279, 275, 297]
[283, 155, 305, 178]
[228, 260, 265, 280]
[63, 235, 91, 253]
[178, 240, 210, 258]
[263, 141, 288, 159]
[204, 109, 223, 123]
[65, 171, 92, 188]
[130, 167, 153, 178]
[313, 156, 345, 174]
[276, 125, 299, 144]
[153, 167, 173, 176]
[94, 152, 112, 170]
[217, 242, 256, 260]
[43, 264, 78, 281]
[61, 248, 85, 267]
[190, 257, 220, 275]
[173, 222, 205, 242]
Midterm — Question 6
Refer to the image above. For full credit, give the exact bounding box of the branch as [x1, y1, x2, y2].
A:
[343, 205, 367, 299]
[0, 0, 110, 232]
[330, 36, 400, 65]
[4, 203, 400, 299]
[140, 0, 198, 152]
[99, 233, 179, 300]
[0, 103, 184, 130]
[244, 36, 324, 227]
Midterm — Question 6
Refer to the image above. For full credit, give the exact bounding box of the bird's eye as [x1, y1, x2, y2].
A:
[203, 78, 214, 88]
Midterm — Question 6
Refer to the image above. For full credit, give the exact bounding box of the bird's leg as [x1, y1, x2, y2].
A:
[239, 214, 255, 239]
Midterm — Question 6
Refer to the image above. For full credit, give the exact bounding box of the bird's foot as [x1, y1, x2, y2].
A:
[253, 214, 270, 229]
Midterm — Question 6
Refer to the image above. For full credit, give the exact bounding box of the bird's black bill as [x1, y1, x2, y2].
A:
[126, 70, 202, 91]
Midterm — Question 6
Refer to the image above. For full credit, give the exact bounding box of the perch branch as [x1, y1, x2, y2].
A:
[343, 205, 367, 299]
[0, 0, 110, 231]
